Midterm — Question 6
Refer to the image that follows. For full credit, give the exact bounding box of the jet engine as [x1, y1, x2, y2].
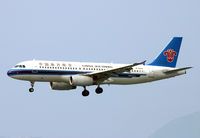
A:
[69, 75, 94, 86]
[50, 82, 76, 90]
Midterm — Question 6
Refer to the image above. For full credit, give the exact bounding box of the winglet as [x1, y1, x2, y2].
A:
[133, 60, 146, 66]
[142, 60, 147, 65]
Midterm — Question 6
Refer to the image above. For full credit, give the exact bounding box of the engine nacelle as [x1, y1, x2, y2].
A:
[69, 75, 94, 86]
[50, 82, 76, 90]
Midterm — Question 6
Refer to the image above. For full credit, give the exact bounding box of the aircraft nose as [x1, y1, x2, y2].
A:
[7, 69, 13, 77]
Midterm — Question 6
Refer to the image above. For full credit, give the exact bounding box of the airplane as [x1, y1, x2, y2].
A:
[7, 37, 191, 96]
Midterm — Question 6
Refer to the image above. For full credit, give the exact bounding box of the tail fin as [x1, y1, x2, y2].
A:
[149, 37, 182, 68]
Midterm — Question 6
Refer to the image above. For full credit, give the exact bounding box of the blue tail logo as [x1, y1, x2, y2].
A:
[149, 37, 182, 68]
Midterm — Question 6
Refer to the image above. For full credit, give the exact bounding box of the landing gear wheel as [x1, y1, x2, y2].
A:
[29, 88, 34, 92]
[82, 90, 89, 97]
[29, 81, 35, 93]
[95, 87, 103, 94]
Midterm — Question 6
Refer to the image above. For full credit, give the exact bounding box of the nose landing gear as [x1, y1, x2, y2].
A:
[29, 88, 34, 92]
[29, 81, 35, 92]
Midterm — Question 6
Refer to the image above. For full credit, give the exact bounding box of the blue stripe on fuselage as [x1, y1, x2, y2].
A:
[7, 69, 146, 78]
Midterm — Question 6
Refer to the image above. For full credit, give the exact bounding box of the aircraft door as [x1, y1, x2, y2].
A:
[31, 60, 38, 74]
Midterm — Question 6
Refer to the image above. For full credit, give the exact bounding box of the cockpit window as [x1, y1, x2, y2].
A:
[14, 65, 26, 68]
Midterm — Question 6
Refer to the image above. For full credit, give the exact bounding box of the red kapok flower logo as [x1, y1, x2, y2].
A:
[164, 49, 177, 62]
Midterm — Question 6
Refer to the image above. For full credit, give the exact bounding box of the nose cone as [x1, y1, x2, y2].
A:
[7, 69, 12, 77]
[7, 69, 22, 80]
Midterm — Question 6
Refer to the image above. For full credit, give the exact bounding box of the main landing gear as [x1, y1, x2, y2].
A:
[95, 86, 103, 94]
[82, 86, 103, 97]
[29, 81, 34, 92]
[82, 86, 89, 96]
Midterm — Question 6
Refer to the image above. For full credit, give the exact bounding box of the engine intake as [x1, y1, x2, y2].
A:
[69, 75, 94, 86]
[50, 82, 76, 90]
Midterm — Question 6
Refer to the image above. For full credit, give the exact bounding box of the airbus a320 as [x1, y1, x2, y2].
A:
[7, 37, 191, 96]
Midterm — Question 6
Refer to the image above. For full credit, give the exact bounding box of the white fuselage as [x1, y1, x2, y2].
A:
[7, 60, 186, 85]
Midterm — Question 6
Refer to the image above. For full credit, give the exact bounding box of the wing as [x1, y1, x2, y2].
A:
[83, 61, 145, 84]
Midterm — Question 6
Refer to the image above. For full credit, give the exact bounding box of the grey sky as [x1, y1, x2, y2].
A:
[0, 0, 199, 137]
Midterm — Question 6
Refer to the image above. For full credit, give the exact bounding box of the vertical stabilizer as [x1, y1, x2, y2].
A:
[149, 37, 182, 68]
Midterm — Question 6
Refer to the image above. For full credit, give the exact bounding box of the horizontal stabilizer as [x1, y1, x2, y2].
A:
[164, 67, 192, 74]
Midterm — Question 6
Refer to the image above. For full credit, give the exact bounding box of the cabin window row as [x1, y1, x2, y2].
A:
[131, 69, 144, 73]
[39, 66, 107, 71]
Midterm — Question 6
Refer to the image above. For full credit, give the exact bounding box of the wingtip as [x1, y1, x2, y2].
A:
[141, 60, 147, 65]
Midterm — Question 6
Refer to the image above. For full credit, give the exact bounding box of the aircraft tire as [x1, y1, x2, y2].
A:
[29, 88, 34, 92]
[82, 90, 89, 96]
[95, 87, 103, 94]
